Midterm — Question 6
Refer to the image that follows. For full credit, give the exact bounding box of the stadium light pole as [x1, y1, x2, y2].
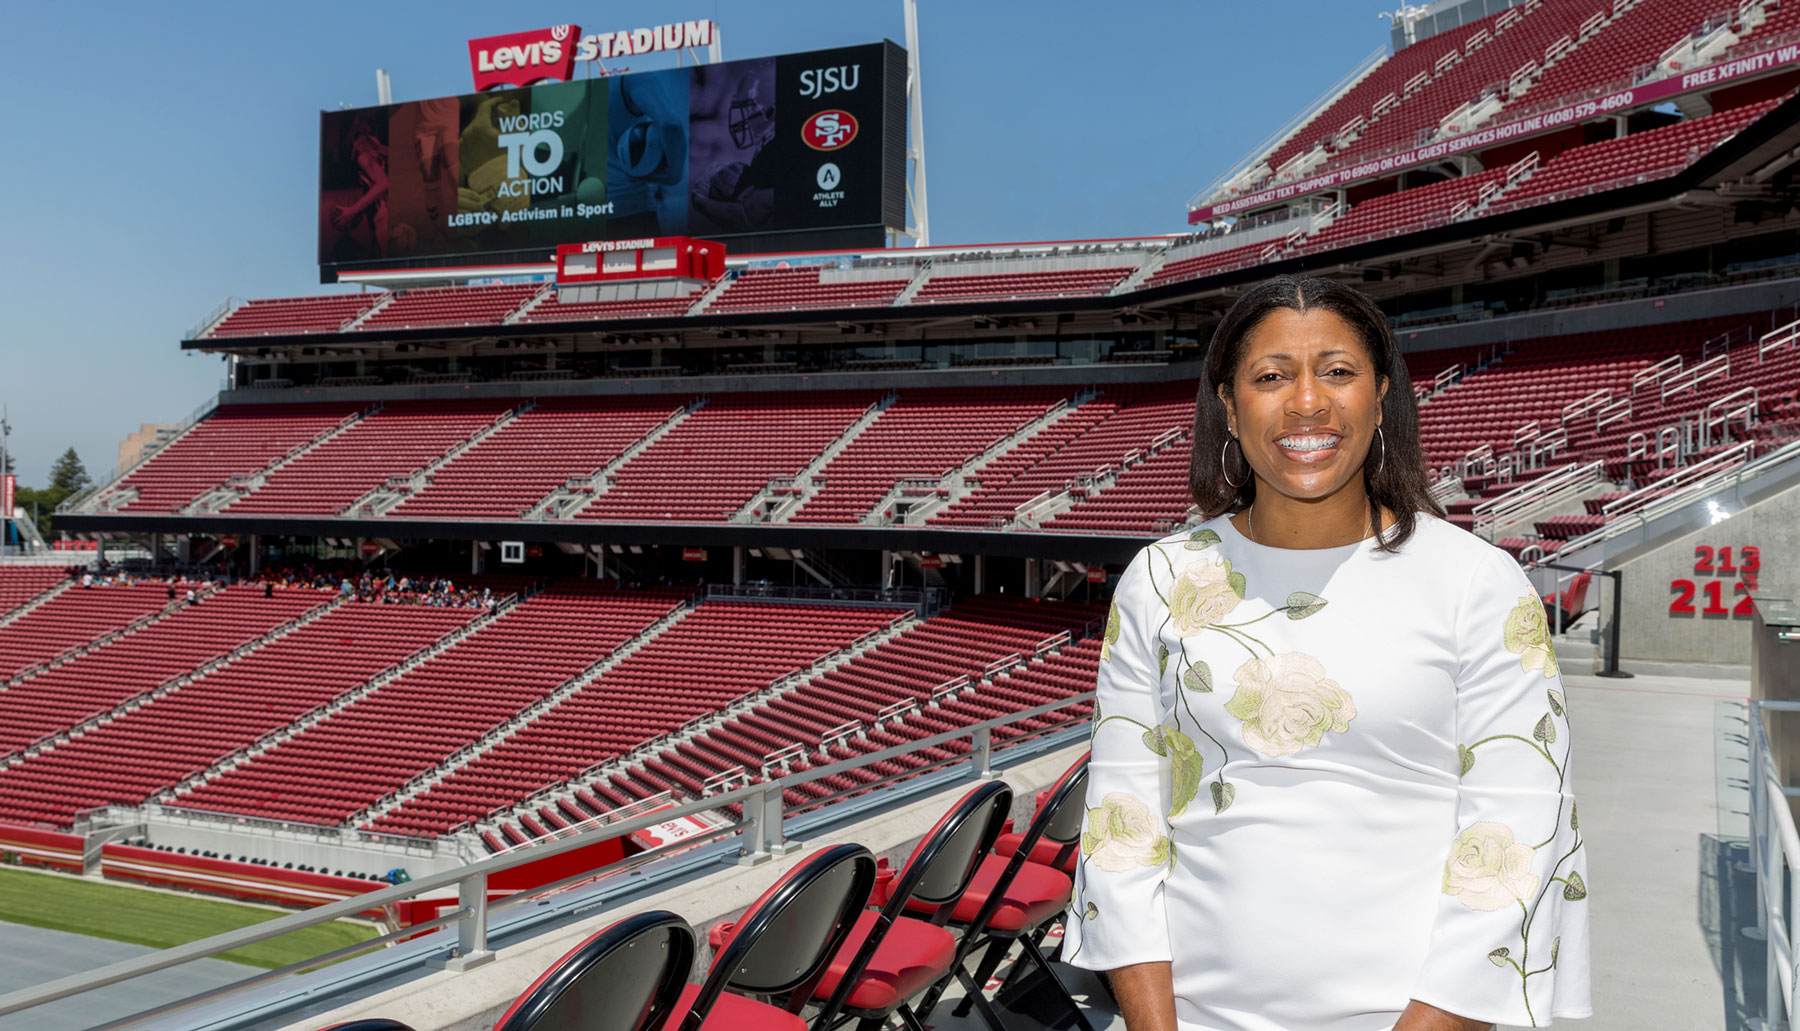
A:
[904, 0, 930, 246]
[0, 404, 10, 556]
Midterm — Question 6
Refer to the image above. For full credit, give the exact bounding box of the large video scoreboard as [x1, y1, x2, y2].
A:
[319, 41, 906, 279]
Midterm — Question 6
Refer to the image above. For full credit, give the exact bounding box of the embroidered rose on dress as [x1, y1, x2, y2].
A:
[1222, 652, 1356, 756]
[1168, 558, 1243, 635]
[1442, 821, 1541, 911]
[1503, 595, 1560, 678]
[1081, 791, 1172, 871]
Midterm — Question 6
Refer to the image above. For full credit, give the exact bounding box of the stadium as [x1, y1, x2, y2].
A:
[2, 0, 1799, 1027]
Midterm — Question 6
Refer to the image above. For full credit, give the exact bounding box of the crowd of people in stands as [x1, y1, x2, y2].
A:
[256, 563, 497, 609]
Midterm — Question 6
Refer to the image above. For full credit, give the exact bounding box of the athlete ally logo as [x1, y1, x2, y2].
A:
[817, 163, 841, 190]
[802, 110, 858, 151]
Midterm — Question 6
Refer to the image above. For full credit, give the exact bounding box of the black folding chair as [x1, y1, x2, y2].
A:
[493, 910, 695, 1031]
[809, 778, 1015, 1031]
[669, 842, 877, 1031]
[917, 754, 1093, 1031]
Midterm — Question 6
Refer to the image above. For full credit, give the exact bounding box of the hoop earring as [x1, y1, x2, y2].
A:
[1222, 436, 1249, 489]
[1370, 427, 1387, 478]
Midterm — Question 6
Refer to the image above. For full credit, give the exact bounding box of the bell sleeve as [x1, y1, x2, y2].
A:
[1411, 547, 1592, 1025]
[1063, 546, 1175, 971]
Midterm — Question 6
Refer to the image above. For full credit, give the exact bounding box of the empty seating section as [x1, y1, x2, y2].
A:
[1146, 242, 1273, 290]
[581, 392, 882, 522]
[0, 584, 178, 680]
[0, 604, 478, 828]
[1413, 314, 1770, 476]
[0, 586, 335, 755]
[0, 567, 65, 618]
[788, 388, 1069, 524]
[522, 289, 704, 323]
[173, 584, 687, 826]
[114, 403, 365, 513]
[1331, 3, 1602, 168]
[1261, 27, 1451, 174]
[923, 396, 1135, 528]
[708, 268, 908, 312]
[356, 283, 543, 330]
[207, 295, 377, 338]
[1491, 99, 1780, 210]
[1043, 443, 1194, 535]
[592, 596, 1104, 820]
[1516, 0, 1739, 113]
[911, 266, 1132, 303]
[388, 397, 681, 520]
[224, 400, 516, 515]
[368, 601, 908, 837]
[1301, 168, 1510, 252]
[928, 382, 1194, 528]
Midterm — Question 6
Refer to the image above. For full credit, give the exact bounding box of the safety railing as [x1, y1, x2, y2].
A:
[0, 691, 1094, 1030]
[1746, 699, 1800, 1030]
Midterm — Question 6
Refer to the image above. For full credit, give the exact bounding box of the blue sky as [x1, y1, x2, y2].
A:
[0, 0, 1395, 487]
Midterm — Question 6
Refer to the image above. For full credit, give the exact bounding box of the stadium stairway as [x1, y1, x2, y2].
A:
[179, 404, 379, 516]
[0, 574, 71, 629]
[342, 402, 537, 517]
[349, 597, 699, 831]
[153, 595, 519, 811]
[870, 389, 1097, 527]
[0, 581, 221, 684]
[464, 605, 919, 848]
[525, 399, 704, 520]
[733, 392, 901, 524]
[0, 586, 341, 763]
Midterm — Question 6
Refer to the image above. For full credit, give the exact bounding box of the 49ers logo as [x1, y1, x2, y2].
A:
[802, 110, 858, 151]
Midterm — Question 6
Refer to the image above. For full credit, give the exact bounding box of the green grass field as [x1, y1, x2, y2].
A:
[0, 867, 379, 969]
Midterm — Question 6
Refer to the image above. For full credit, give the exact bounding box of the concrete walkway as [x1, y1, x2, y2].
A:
[0, 921, 248, 1031]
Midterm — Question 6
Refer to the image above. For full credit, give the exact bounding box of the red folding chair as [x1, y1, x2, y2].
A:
[492, 910, 695, 1031]
[668, 842, 877, 1031]
[808, 779, 1015, 1031]
[914, 754, 1092, 1031]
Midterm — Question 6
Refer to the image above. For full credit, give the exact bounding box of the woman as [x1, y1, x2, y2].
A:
[1064, 276, 1589, 1031]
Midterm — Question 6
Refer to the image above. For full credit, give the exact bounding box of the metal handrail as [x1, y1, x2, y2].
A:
[0, 690, 1094, 1024]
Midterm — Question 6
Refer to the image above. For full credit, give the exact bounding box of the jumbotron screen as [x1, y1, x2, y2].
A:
[318, 41, 905, 274]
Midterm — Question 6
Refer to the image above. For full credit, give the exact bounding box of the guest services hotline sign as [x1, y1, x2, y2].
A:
[318, 42, 906, 274]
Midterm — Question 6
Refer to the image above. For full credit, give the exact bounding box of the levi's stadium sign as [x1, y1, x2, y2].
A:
[469, 21, 718, 91]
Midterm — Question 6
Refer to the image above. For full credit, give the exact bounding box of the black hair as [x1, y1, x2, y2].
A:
[1188, 274, 1443, 553]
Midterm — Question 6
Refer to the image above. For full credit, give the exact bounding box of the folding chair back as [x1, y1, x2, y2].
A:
[494, 910, 695, 1031]
[683, 842, 875, 1027]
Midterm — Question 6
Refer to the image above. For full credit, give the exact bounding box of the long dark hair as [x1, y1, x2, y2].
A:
[1188, 274, 1443, 553]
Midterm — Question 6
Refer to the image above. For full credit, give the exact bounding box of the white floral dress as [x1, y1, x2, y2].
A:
[1064, 513, 1590, 1030]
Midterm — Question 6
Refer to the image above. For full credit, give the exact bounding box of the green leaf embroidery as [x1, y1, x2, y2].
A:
[1284, 591, 1329, 619]
[1184, 528, 1221, 550]
[1157, 643, 1170, 678]
[1533, 713, 1557, 744]
[1167, 730, 1203, 818]
[1210, 780, 1236, 814]
[1222, 684, 1263, 722]
[1547, 688, 1565, 717]
[1101, 602, 1121, 663]
[1227, 571, 1247, 599]
[1183, 661, 1214, 693]
[1562, 870, 1587, 901]
[1570, 801, 1579, 830]
[1488, 946, 1510, 967]
[1550, 936, 1561, 965]
[1141, 727, 1168, 756]
[1081, 828, 1100, 856]
[1146, 836, 1171, 867]
[1457, 745, 1475, 777]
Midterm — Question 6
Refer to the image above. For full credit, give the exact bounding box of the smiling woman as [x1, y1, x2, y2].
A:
[1190, 274, 1442, 552]
[1063, 276, 1591, 1031]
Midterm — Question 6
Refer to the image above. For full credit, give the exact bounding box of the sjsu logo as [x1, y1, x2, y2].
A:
[802, 110, 858, 151]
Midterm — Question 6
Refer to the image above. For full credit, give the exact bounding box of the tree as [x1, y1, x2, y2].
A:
[48, 448, 90, 496]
